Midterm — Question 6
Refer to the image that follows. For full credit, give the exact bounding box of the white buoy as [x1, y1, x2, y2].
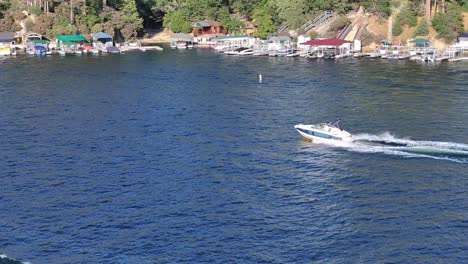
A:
[258, 74, 263, 83]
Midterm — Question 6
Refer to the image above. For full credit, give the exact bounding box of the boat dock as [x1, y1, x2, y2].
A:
[448, 56, 468, 62]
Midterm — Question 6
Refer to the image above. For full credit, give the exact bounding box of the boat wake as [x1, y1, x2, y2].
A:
[323, 132, 468, 163]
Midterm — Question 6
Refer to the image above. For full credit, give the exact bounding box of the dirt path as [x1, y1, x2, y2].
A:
[139, 29, 172, 43]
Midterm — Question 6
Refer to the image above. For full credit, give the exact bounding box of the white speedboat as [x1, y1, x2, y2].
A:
[294, 123, 352, 144]
[225, 47, 253, 55]
[176, 41, 187, 49]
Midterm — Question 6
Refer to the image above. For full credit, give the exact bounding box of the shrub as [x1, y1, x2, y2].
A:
[392, 20, 402, 36]
[392, 6, 417, 36]
[360, 29, 376, 47]
[30, 6, 43, 16]
[308, 30, 319, 39]
[390, 0, 401, 8]
[362, 0, 391, 18]
[328, 15, 351, 33]
[163, 10, 191, 33]
[432, 2, 464, 42]
[413, 19, 429, 37]
[0, 14, 21, 32]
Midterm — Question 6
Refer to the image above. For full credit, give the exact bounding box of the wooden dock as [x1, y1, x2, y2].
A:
[448, 56, 468, 62]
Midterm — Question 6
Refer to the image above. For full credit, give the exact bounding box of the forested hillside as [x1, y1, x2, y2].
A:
[0, 0, 466, 42]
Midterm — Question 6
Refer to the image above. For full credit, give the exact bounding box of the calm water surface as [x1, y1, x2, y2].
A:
[0, 50, 467, 263]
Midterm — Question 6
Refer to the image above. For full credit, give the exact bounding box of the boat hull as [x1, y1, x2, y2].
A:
[294, 124, 352, 144]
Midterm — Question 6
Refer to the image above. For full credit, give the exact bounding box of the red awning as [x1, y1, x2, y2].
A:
[302, 38, 352, 46]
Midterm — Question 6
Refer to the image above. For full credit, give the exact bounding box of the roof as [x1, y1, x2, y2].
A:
[60, 41, 78, 46]
[57, 35, 85, 42]
[27, 39, 50, 44]
[457, 33, 468, 38]
[196, 33, 226, 38]
[410, 38, 430, 44]
[0, 32, 15, 42]
[92, 32, 112, 39]
[170, 33, 194, 41]
[192, 21, 211, 28]
[269, 36, 291, 41]
[192, 20, 223, 28]
[214, 35, 249, 40]
[26, 32, 43, 38]
[302, 38, 352, 46]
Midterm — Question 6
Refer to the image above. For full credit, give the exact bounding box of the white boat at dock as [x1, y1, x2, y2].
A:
[224, 47, 254, 55]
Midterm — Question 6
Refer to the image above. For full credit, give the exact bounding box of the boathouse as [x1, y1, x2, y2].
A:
[92, 32, 114, 52]
[24, 33, 49, 55]
[56, 35, 85, 48]
[213, 35, 255, 48]
[267, 34, 292, 51]
[192, 20, 226, 36]
[302, 38, 352, 58]
[297, 34, 311, 50]
[170, 33, 194, 49]
[456, 33, 468, 50]
[26, 39, 50, 55]
[0, 32, 15, 56]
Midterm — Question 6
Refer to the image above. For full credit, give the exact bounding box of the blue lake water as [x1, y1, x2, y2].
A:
[0, 50, 467, 263]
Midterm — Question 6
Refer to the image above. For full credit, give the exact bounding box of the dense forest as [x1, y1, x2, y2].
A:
[0, 0, 466, 41]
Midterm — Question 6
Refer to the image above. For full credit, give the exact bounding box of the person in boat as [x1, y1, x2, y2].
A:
[332, 119, 343, 130]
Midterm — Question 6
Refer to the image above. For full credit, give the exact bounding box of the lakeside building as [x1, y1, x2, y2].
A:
[302, 38, 352, 59]
[56, 35, 85, 55]
[192, 20, 226, 36]
[454, 33, 468, 53]
[0, 32, 16, 56]
[92, 32, 119, 53]
[170, 33, 194, 49]
[25, 33, 50, 55]
[267, 34, 292, 51]
[297, 34, 311, 51]
[26, 39, 50, 55]
[242, 22, 257, 36]
[213, 35, 256, 52]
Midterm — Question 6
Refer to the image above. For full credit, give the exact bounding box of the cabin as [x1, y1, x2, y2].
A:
[0, 32, 15, 56]
[192, 20, 226, 36]
[242, 22, 257, 36]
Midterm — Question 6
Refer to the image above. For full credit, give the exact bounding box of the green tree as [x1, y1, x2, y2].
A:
[121, 0, 143, 38]
[413, 19, 429, 37]
[219, 7, 244, 33]
[233, 0, 255, 18]
[432, 2, 464, 42]
[163, 10, 191, 33]
[361, 0, 391, 18]
[252, 6, 276, 38]
[274, 0, 307, 28]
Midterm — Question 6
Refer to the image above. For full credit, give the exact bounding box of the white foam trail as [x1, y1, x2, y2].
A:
[354, 132, 468, 151]
[317, 132, 468, 163]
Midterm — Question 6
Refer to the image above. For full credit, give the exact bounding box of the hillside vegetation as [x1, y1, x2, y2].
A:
[0, 0, 466, 42]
